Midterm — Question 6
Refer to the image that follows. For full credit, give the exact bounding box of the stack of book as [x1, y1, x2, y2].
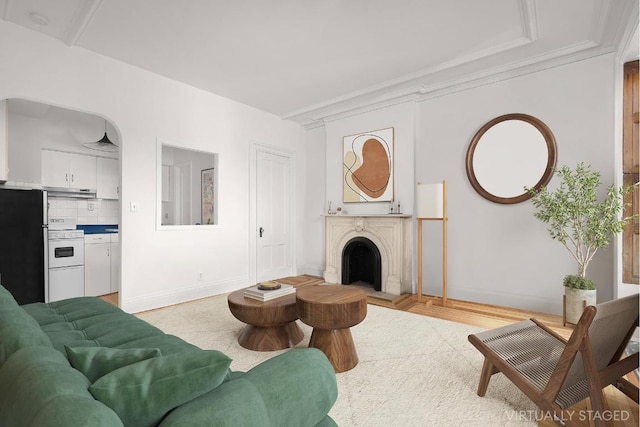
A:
[244, 283, 295, 301]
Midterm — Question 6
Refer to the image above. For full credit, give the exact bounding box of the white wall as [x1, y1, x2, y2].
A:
[419, 54, 616, 314]
[298, 126, 327, 276]
[6, 102, 120, 226]
[7, 102, 118, 184]
[309, 54, 618, 315]
[0, 21, 305, 313]
[324, 102, 417, 216]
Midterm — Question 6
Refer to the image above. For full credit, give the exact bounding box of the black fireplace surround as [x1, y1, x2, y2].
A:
[341, 237, 381, 291]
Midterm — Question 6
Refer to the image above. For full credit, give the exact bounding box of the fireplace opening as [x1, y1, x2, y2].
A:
[341, 237, 381, 291]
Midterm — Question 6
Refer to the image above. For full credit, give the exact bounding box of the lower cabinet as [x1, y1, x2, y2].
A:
[110, 234, 120, 293]
[85, 234, 119, 297]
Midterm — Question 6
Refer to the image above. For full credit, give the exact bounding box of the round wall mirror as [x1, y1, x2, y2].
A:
[465, 113, 557, 204]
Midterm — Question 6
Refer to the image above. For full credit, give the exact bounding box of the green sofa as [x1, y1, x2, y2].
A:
[0, 285, 338, 427]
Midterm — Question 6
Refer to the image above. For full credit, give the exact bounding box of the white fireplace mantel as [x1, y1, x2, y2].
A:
[323, 214, 413, 295]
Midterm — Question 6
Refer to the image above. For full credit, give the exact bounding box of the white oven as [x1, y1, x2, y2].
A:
[48, 231, 84, 268]
[48, 218, 85, 302]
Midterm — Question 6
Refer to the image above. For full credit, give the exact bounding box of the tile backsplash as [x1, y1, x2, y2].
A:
[48, 197, 119, 225]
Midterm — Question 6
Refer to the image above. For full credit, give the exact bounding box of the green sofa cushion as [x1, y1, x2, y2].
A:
[241, 348, 338, 426]
[89, 350, 232, 427]
[0, 346, 123, 427]
[22, 298, 199, 355]
[0, 304, 53, 365]
[160, 377, 271, 427]
[0, 284, 18, 304]
[0, 289, 53, 363]
[0, 305, 44, 328]
[66, 346, 163, 383]
[159, 348, 338, 427]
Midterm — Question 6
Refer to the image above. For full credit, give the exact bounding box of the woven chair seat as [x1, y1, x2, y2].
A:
[472, 319, 589, 408]
[468, 294, 639, 427]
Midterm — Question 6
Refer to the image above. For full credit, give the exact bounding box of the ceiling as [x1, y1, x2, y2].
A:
[1, 0, 638, 127]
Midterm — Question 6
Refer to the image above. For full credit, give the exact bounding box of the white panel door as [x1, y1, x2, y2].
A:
[173, 162, 191, 225]
[256, 150, 292, 282]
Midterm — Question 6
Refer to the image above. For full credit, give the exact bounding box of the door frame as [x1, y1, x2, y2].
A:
[172, 160, 192, 225]
[249, 143, 296, 285]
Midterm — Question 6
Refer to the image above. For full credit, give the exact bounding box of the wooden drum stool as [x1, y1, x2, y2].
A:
[228, 289, 304, 351]
[296, 285, 367, 373]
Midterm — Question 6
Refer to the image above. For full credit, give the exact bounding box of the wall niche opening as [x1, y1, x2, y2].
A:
[341, 237, 381, 291]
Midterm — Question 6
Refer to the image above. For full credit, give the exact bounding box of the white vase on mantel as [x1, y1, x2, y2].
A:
[565, 288, 597, 324]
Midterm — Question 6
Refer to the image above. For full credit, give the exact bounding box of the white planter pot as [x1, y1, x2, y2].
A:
[565, 288, 597, 324]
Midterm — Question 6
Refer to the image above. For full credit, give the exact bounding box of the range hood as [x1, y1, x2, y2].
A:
[0, 182, 96, 198]
[43, 186, 96, 199]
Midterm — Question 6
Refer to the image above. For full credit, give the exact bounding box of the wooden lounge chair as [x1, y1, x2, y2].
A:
[468, 294, 639, 427]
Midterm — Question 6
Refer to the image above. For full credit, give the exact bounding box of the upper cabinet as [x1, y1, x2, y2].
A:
[97, 157, 119, 199]
[41, 149, 97, 190]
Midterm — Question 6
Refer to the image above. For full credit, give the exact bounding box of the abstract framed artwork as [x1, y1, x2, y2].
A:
[201, 168, 215, 224]
[343, 127, 394, 202]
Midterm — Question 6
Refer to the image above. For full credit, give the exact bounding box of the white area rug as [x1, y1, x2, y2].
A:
[136, 294, 538, 426]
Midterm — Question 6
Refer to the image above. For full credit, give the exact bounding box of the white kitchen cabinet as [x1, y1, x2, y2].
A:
[41, 149, 97, 190]
[84, 234, 111, 297]
[110, 234, 120, 293]
[85, 233, 120, 297]
[97, 157, 119, 199]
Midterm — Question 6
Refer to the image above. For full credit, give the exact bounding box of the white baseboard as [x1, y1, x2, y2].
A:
[446, 287, 563, 316]
[120, 274, 250, 314]
[296, 264, 324, 278]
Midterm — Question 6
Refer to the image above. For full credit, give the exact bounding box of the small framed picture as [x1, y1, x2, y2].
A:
[201, 168, 215, 224]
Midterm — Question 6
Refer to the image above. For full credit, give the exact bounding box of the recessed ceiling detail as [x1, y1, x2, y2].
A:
[0, 0, 637, 127]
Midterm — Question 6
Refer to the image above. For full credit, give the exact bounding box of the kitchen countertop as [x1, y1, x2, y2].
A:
[76, 224, 119, 234]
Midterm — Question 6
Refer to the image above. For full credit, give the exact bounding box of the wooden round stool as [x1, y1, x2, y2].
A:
[228, 289, 304, 351]
[296, 285, 367, 372]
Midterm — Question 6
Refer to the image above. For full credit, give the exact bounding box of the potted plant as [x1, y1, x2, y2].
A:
[527, 162, 636, 324]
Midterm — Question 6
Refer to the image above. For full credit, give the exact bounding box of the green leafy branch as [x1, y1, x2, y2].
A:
[527, 163, 637, 281]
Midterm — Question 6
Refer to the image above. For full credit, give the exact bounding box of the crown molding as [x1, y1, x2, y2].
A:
[613, 0, 639, 62]
[289, 33, 535, 128]
[63, 0, 103, 46]
[291, 0, 637, 130]
[295, 39, 616, 130]
[0, 0, 7, 21]
[519, 0, 539, 41]
[286, 0, 540, 128]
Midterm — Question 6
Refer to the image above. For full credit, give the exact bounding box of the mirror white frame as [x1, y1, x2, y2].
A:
[465, 113, 557, 204]
[156, 138, 218, 230]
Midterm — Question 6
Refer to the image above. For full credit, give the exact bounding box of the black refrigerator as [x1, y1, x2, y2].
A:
[0, 188, 48, 304]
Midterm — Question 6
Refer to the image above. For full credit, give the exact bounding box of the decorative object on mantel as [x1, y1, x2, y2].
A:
[526, 163, 637, 325]
[83, 120, 119, 153]
[466, 113, 557, 204]
[416, 181, 448, 304]
[327, 201, 334, 214]
[343, 127, 393, 203]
